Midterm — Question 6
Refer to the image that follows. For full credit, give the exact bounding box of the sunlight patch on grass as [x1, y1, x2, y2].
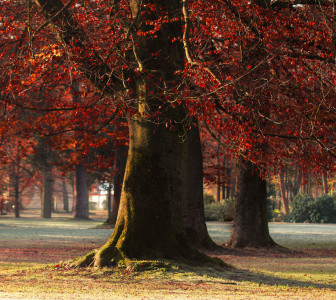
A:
[1, 260, 335, 299]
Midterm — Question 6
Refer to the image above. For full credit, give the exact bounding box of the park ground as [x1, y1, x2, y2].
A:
[0, 210, 335, 299]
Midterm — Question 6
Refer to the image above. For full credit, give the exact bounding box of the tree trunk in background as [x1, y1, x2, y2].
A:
[73, 163, 89, 219]
[217, 135, 221, 202]
[322, 174, 328, 195]
[62, 179, 69, 212]
[230, 164, 236, 198]
[302, 174, 310, 195]
[182, 122, 216, 248]
[222, 158, 226, 199]
[226, 155, 276, 248]
[226, 164, 232, 199]
[105, 144, 128, 225]
[292, 169, 302, 199]
[41, 165, 53, 218]
[279, 168, 289, 215]
[14, 171, 20, 218]
[106, 182, 112, 220]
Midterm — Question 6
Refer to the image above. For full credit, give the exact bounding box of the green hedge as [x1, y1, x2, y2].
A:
[204, 198, 234, 222]
[286, 193, 336, 223]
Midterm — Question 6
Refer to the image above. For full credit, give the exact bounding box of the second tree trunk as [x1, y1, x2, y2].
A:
[226, 156, 276, 248]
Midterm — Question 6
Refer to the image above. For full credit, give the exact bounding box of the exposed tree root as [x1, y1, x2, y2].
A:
[225, 235, 278, 249]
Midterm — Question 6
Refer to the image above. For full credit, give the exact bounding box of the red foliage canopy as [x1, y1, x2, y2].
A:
[0, 0, 335, 175]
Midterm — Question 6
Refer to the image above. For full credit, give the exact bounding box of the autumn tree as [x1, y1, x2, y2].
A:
[2, 0, 336, 263]
[1, 138, 37, 218]
[26, 0, 222, 266]
[182, 0, 336, 247]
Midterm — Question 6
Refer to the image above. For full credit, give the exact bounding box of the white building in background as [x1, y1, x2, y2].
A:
[89, 183, 113, 210]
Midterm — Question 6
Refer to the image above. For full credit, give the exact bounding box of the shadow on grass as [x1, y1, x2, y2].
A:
[164, 261, 336, 291]
[181, 246, 336, 290]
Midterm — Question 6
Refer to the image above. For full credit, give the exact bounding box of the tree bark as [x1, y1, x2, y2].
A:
[292, 169, 302, 199]
[216, 135, 221, 202]
[106, 182, 112, 220]
[322, 174, 328, 195]
[91, 0, 220, 267]
[226, 167, 232, 199]
[302, 174, 310, 195]
[182, 122, 216, 248]
[105, 144, 128, 225]
[14, 172, 20, 219]
[62, 179, 69, 212]
[226, 156, 276, 248]
[42, 165, 53, 218]
[73, 163, 89, 219]
[222, 158, 227, 199]
[92, 116, 212, 267]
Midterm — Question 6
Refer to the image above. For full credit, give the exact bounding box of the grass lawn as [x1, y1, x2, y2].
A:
[0, 210, 335, 299]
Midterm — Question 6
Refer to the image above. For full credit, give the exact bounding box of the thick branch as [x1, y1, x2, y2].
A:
[32, 0, 124, 96]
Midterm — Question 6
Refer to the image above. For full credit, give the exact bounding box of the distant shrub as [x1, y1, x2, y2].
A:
[89, 202, 97, 211]
[204, 198, 234, 222]
[102, 200, 107, 210]
[203, 193, 215, 204]
[204, 202, 223, 221]
[267, 198, 276, 221]
[286, 193, 336, 223]
[271, 209, 285, 222]
[222, 198, 234, 221]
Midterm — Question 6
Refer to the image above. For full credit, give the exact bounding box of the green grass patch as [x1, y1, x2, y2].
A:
[0, 255, 335, 299]
[1, 211, 335, 299]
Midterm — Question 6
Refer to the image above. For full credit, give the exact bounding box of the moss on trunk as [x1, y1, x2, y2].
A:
[94, 118, 209, 266]
[183, 122, 216, 249]
[74, 117, 226, 268]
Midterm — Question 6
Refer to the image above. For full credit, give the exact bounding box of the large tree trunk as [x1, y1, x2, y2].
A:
[182, 122, 216, 248]
[73, 163, 89, 219]
[91, 117, 212, 267]
[42, 165, 53, 218]
[105, 144, 128, 225]
[216, 135, 221, 202]
[226, 156, 276, 248]
[87, 0, 220, 266]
